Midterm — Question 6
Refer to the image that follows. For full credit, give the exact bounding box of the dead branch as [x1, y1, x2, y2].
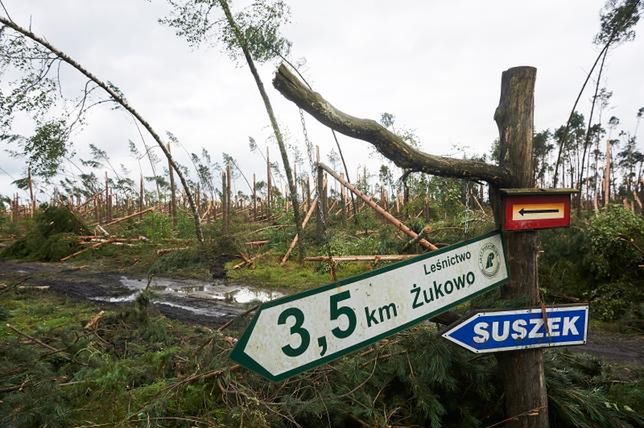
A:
[103, 207, 154, 226]
[280, 196, 319, 265]
[156, 247, 190, 256]
[84, 310, 105, 330]
[319, 162, 438, 250]
[233, 250, 270, 270]
[273, 64, 512, 186]
[304, 255, 421, 262]
[60, 239, 114, 261]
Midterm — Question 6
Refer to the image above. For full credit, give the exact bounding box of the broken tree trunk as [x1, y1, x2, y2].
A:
[273, 64, 512, 187]
[167, 143, 177, 228]
[103, 207, 154, 227]
[492, 66, 548, 428]
[318, 162, 438, 251]
[28, 167, 35, 217]
[280, 196, 319, 265]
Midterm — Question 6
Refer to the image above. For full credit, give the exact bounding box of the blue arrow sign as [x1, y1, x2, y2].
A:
[442, 305, 588, 353]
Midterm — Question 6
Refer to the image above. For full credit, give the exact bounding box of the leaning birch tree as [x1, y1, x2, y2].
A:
[161, 0, 305, 260]
[0, 14, 205, 242]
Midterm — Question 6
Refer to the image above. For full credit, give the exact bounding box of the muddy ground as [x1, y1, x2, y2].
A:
[0, 259, 641, 367]
[0, 259, 283, 328]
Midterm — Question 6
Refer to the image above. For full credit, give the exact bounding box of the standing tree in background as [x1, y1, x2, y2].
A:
[162, 0, 305, 260]
[553, 0, 642, 187]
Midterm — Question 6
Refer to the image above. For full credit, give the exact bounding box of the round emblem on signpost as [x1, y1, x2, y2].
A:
[479, 243, 501, 277]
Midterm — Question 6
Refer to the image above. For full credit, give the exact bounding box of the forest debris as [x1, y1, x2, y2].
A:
[318, 162, 438, 251]
[280, 196, 319, 265]
[95, 224, 110, 236]
[304, 255, 421, 263]
[243, 240, 269, 246]
[402, 225, 433, 252]
[103, 207, 154, 226]
[156, 247, 190, 256]
[233, 251, 269, 269]
[6, 323, 64, 354]
[17, 285, 49, 290]
[60, 239, 114, 261]
[84, 310, 105, 330]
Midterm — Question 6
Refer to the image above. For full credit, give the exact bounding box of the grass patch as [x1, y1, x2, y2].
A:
[225, 256, 374, 290]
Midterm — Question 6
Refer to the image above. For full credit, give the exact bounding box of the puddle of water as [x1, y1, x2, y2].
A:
[91, 276, 284, 308]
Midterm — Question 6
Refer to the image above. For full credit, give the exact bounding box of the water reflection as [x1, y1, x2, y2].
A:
[91, 276, 284, 313]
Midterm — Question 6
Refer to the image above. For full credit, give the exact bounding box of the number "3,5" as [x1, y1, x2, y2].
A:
[278, 291, 357, 357]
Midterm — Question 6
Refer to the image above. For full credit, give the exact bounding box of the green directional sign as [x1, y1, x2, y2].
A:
[231, 230, 509, 381]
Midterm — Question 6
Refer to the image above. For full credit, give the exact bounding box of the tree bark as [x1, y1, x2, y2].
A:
[577, 47, 609, 214]
[167, 143, 177, 228]
[493, 66, 548, 428]
[218, 0, 304, 262]
[273, 64, 512, 186]
[0, 16, 204, 242]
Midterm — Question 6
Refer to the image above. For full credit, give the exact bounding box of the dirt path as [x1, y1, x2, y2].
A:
[1, 259, 642, 366]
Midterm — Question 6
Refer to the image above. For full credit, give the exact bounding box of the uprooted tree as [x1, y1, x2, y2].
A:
[274, 64, 548, 428]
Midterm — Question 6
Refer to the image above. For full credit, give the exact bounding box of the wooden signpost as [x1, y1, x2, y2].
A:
[231, 231, 509, 381]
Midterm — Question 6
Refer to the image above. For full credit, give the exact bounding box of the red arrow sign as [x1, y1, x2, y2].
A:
[503, 194, 571, 231]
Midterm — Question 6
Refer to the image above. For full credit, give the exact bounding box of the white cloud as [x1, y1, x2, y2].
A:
[0, 0, 642, 200]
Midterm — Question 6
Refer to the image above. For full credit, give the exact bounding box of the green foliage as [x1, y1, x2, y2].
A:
[162, 0, 291, 63]
[586, 205, 644, 279]
[139, 211, 173, 241]
[1, 205, 88, 261]
[148, 246, 212, 278]
[22, 120, 69, 179]
[540, 206, 643, 326]
[595, 0, 643, 45]
[1, 290, 642, 427]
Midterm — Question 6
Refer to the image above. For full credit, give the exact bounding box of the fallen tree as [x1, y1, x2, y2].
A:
[273, 64, 514, 187]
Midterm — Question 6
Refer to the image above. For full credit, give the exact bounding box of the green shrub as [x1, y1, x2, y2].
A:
[1, 205, 87, 261]
[539, 207, 643, 325]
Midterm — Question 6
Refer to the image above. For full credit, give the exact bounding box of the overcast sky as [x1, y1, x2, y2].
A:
[1, 0, 643, 201]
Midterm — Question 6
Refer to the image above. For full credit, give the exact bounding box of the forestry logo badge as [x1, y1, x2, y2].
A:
[478, 242, 501, 278]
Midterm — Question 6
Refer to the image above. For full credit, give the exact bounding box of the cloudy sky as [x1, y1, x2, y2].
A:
[1, 0, 643, 201]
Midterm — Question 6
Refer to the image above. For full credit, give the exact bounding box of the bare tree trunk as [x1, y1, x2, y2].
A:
[139, 174, 145, 217]
[316, 147, 326, 240]
[266, 147, 272, 217]
[226, 164, 232, 230]
[603, 139, 612, 207]
[252, 173, 257, 221]
[222, 171, 228, 234]
[27, 167, 35, 216]
[218, 0, 304, 261]
[578, 47, 609, 214]
[553, 39, 613, 186]
[492, 66, 548, 428]
[167, 143, 177, 228]
[0, 16, 204, 242]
